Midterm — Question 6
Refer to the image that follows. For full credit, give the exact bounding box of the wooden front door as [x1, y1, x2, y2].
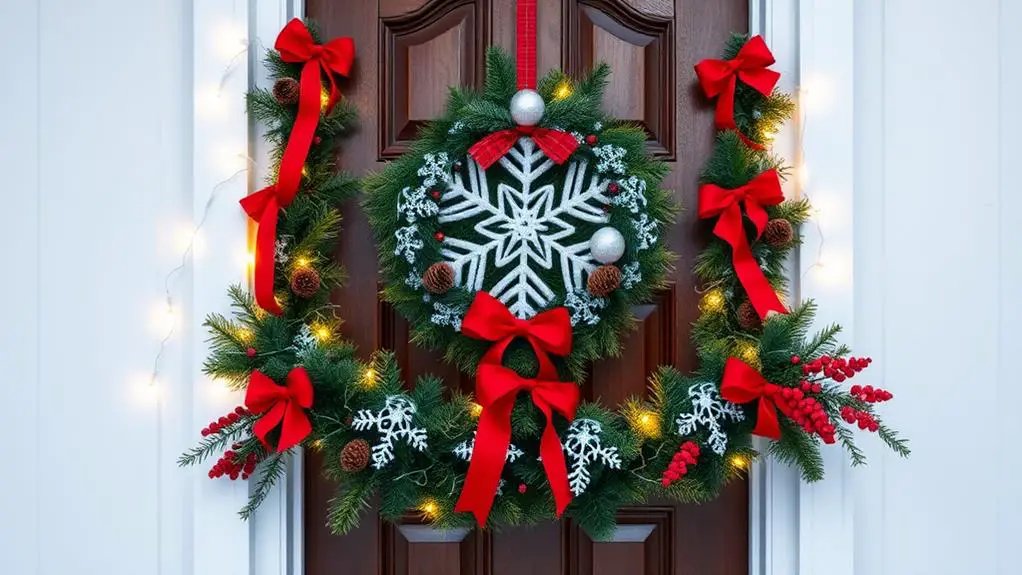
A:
[304, 1, 750, 573]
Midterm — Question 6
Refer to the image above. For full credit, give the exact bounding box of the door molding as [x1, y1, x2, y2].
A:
[186, 1, 854, 574]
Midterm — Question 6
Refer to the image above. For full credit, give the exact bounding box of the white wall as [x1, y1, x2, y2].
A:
[852, 1, 1022, 574]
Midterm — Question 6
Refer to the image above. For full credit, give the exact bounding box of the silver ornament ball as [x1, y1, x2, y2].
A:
[588, 226, 626, 264]
[510, 89, 545, 126]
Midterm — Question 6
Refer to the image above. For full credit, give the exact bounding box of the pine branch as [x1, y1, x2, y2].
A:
[239, 452, 289, 520]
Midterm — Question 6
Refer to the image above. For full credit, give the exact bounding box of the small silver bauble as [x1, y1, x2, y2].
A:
[588, 226, 626, 264]
[509, 89, 545, 126]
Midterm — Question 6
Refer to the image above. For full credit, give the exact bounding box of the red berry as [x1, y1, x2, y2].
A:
[230, 472, 240, 480]
[433, 231, 445, 242]
[313, 136, 322, 145]
[585, 134, 598, 145]
[431, 189, 442, 200]
[235, 406, 246, 415]
[791, 355, 801, 364]
[661, 478, 671, 487]
[201, 428, 210, 437]
[208, 470, 216, 478]
[608, 182, 620, 194]
[812, 383, 822, 394]
[218, 416, 229, 426]
[518, 483, 527, 494]
[228, 412, 240, 423]
[246, 347, 257, 358]
[833, 373, 846, 383]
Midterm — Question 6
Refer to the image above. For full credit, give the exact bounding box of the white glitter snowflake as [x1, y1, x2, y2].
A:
[448, 120, 466, 134]
[612, 176, 648, 214]
[620, 261, 642, 289]
[430, 301, 465, 331]
[632, 213, 658, 250]
[438, 138, 611, 319]
[563, 419, 622, 496]
[274, 236, 291, 265]
[351, 395, 429, 469]
[397, 186, 440, 223]
[417, 152, 451, 189]
[564, 289, 606, 326]
[394, 226, 423, 263]
[405, 271, 424, 290]
[592, 121, 604, 132]
[591, 144, 627, 175]
[291, 324, 318, 360]
[675, 382, 745, 456]
[571, 131, 585, 144]
[452, 431, 524, 462]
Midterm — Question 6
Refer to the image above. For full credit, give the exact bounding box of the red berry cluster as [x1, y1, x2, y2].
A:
[800, 355, 872, 383]
[208, 445, 259, 480]
[661, 441, 701, 487]
[850, 384, 893, 403]
[840, 406, 879, 432]
[200, 406, 249, 437]
[770, 383, 837, 444]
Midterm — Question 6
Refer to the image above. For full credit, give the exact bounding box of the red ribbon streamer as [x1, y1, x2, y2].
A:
[244, 367, 315, 452]
[694, 35, 780, 150]
[461, 291, 573, 377]
[468, 126, 579, 170]
[698, 169, 787, 319]
[516, 0, 537, 90]
[242, 19, 354, 315]
[454, 363, 579, 526]
[719, 357, 786, 440]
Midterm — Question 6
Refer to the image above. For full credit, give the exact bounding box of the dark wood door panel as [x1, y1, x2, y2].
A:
[305, 1, 751, 573]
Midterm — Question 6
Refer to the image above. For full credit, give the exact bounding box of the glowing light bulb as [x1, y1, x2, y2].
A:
[469, 402, 483, 418]
[236, 328, 254, 343]
[362, 368, 376, 388]
[320, 87, 330, 111]
[736, 341, 759, 366]
[628, 408, 661, 439]
[295, 257, 310, 268]
[310, 439, 324, 451]
[419, 499, 440, 520]
[699, 289, 726, 314]
[314, 325, 331, 341]
[553, 81, 573, 101]
[732, 455, 747, 469]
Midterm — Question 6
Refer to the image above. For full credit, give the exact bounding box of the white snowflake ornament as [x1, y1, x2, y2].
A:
[351, 396, 429, 469]
[452, 431, 524, 462]
[562, 419, 622, 496]
[394, 226, 423, 264]
[675, 382, 745, 455]
[563, 289, 606, 326]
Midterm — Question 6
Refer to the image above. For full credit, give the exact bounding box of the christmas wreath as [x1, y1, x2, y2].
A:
[181, 12, 908, 540]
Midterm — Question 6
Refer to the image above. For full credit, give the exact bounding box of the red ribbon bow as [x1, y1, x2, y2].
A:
[454, 363, 579, 526]
[242, 19, 354, 315]
[244, 367, 314, 452]
[468, 126, 579, 170]
[698, 169, 787, 319]
[694, 35, 780, 150]
[719, 357, 786, 440]
[461, 291, 573, 376]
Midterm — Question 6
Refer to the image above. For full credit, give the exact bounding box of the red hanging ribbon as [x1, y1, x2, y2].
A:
[719, 357, 787, 440]
[244, 367, 315, 452]
[454, 363, 579, 526]
[694, 35, 780, 150]
[461, 291, 573, 376]
[468, 126, 579, 170]
[516, 0, 537, 90]
[242, 19, 354, 315]
[698, 169, 787, 319]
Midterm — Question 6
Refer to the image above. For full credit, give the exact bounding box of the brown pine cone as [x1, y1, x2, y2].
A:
[736, 300, 762, 331]
[290, 267, 321, 298]
[272, 77, 301, 105]
[763, 218, 795, 248]
[340, 439, 370, 473]
[423, 262, 455, 294]
[587, 265, 622, 297]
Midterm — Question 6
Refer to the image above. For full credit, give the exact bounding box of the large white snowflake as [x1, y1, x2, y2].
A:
[351, 396, 428, 469]
[452, 431, 524, 462]
[438, 138, 611, 319]
[675, 382, 745, 456]
[562, 419, 622, 496]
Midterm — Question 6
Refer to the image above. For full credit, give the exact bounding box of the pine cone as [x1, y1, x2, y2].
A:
[736, 300, 762, 331]
[272, 77, 301, 105]
[763, 218, 795, 248]
[340, 439, 370, 473]
[587, 265, 622, 297]
[291, 267, 321, 298]
[422, 262, 455, 294]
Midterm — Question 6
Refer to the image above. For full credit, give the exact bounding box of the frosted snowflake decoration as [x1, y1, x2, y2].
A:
[448, 120, 466, 134]
[675, 382, 745, 455]
[397, 186, 439, 223]
[417, 152, 451, 189]
[405, 271, 424, 290]
[291, 324, 318, 360]
[431, 301, 466, 331]
[438, 138, 611, 319]
[452, 431, 524, 462]
[591, 144, 627, 175]
[351, 396, 429, 469]
[632, 213, 658, 251]
[592, 121, 603, 132]
[620, 261, 641, 289]
[564, 289, 606, 326]
[274, 236, 291, 265]
[612, 176, 648, 213]
[562, 419, 622, 496]
[394, 226, 423, 263]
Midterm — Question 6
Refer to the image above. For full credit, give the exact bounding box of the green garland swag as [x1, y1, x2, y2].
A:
[180, 32, 908, 539]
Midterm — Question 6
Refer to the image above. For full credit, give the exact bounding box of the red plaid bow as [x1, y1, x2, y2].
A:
[468, 126, 579, 170]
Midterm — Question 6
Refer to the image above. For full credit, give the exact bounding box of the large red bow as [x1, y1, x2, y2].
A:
[454, 363, 579, 526]
[698, 169, 787, 319]
[468, 126, 579, 170]
[242, 19, 354, 315]
[694, 35, 780, 150]
[719, 357, 786, 440]
[461, 291, 573, 376]
[244, 367, 314, 452]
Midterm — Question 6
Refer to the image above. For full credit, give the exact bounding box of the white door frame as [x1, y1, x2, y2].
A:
[185, 1, 856, 574]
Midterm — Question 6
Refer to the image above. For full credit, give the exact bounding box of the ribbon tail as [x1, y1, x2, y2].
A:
[253, 196, 283, 316]
[752, 398, 782, 440]
[277, 401, 312, 452]
[729, 229, 786, 319]
[714, 76, 739, 131]
[252, 402, 287, 449]
[276, 61, 321, 199]
[538, 407, 573, 516]
[454, 401, 514, 526]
